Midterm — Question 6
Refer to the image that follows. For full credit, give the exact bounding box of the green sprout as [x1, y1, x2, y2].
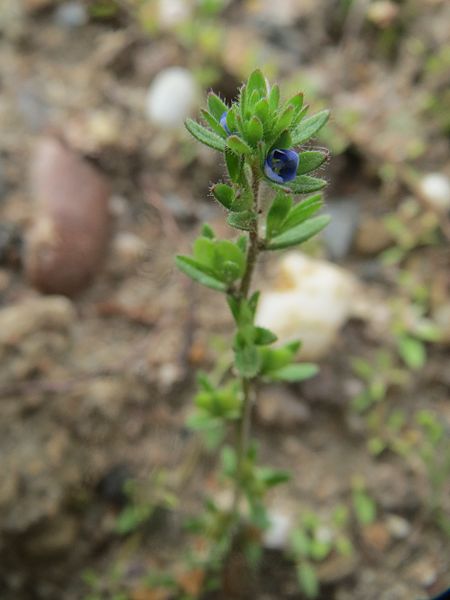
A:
[175, 69, 331, 589]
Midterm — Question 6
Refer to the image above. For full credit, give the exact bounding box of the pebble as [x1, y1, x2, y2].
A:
[323, 198, 360, 259]
[110, 232, 147, 274]
[386, 514, 411, 540]
[25, 137, 111, 296]
[256, 252, 358, 360]
[54, 1, 88, 28]
[419, 173, 450, 212]
[145, 67, 199, 129]
[263, 510, 293, 550]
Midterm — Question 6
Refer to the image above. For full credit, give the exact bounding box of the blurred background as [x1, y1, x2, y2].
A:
[0, 0, 449, 599]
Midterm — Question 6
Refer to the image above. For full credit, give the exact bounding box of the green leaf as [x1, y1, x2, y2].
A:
[227, 134, 253, 156]
[212, 183, 235, 209]
[267, 215, 331, 250]
[236, 234, 247, 253]
[282, 194, 323, 230]
[297, 151, 327, 175]
[235, 344, 261, 378]
[185, 118, 226, 152]
[254, 98, 270, 125]
[227, 210, 255, 231]
[246, 116, 264, 146]
[268, 84, 280, 111]
[266, 192, 293, 239]
[201, 109, 227, 138]
[274, 104, 295, 137]
[201, 223, 215, 239]
[253, 327, 278, 345]
[258, 467, 291, 488]
[291, 529, 311, 557]
[291, 109, 330, 146]
[247, 69, 268, 98]
[397, 335, 426, 370]
[259, 341, 301, 374]
[207, 92, 228, 120]
[297, 562, 319, 599]
[270, 129, 292, 152]
[175, 256, 227, 291]
[214, 240, 246, 281]
[353, 489, 376, 525]
[268, 363, 318, 382]
[193, 237, 215, 266]
[248, 291, 260, 316]
[288, 175, 327, 194]
[225, 149, 242, 183]
[227, 295, 240, 322]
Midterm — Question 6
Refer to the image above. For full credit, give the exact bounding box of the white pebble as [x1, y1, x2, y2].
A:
[256, 252, 358, 360]
[419, 173, 450, 211]
[145, 67, 199, 129]
[263, 510, 293, 550]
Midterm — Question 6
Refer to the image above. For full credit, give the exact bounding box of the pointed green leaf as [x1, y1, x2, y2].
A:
[266, 192, 293, 239]
[282, 194, 323, 230]
[212, 183, 235, 209]
[227, 134, 253, 156]
[247, 69, 268, 98]
[255, 98, 270, 125]
[246, 116, 264, 146]
[185, 118, 226, 152]
[175, 256, 227, 291]
[201, 223, 215, 239]
[269, 84, 280, 111]
[297, 151, 327, 175]
[227, 295, 240, 322]
[254, 327, 278, 345]
[214, 240, 246, 280]
[267, 215, 331, 250]
[225, 149, 242, 183]
[268, 363, 318, 382]
[288, 175, 327, 194]
[297, 562, 319, 599]
[270, 129, 292, 152]
[236, 234, 247, 253]
[200, 109, 227, 138]
[248, 291, 260, 316]
[227, 210, 255, 231]
[207, 92, 228, 120]
[275, 104, 295, 134]
[291, 110, 330, 145]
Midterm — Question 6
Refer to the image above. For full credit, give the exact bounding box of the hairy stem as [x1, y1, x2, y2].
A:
[231, 168, 261, 517]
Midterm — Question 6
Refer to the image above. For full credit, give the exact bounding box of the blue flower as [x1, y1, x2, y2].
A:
[220, 111, 231, 135]
[264, 148, 299, 184]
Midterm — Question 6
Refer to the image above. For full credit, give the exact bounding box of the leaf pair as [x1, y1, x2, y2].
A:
[265, 193, 330, 250]
[176, 232, 246, 292]
[259, 341, 318, 382]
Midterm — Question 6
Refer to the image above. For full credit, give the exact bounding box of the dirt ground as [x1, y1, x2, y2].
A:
[0, 1, 449, 599]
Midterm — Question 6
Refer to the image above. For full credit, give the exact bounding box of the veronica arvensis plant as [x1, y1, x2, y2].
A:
[176, 69, 331, 586]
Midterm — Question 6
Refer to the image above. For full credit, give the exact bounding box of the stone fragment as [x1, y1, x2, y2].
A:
[145, 67, 199, 129]
[25, 137, 111, 296]
[256, 252, 358, 359]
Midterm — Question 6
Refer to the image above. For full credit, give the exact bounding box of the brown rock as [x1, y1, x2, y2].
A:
[25, 137, 111, 296]
[361, 521, 392, 552]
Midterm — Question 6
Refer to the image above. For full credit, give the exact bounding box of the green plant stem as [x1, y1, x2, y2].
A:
[231, 169, 261, 518]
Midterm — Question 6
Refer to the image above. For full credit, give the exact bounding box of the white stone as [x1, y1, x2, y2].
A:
[419, 173, 450, 212]
[145, 67, 199, 129]
[256, 252, 358, 360]
[158, 0, 191, 28]
[263, 510, 293, 550]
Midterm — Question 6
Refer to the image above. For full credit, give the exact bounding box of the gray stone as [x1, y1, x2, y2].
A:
[323, 198, 360, 259]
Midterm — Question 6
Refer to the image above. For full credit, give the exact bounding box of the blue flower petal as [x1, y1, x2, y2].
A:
[220, 111, 231, 135]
